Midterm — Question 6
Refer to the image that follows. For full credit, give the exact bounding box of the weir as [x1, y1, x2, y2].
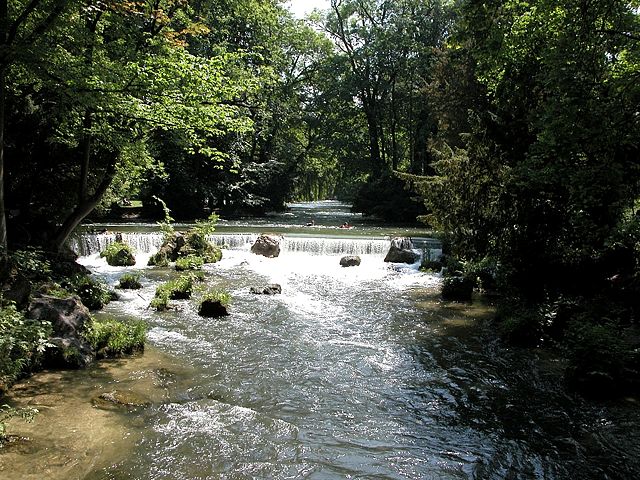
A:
[70, 232, 442, 258]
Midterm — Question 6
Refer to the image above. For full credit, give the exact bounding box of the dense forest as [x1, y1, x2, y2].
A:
[1, 0, 640, 399]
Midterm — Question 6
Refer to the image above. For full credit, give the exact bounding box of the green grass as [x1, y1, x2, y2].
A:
[150, 274, 195, 311]
[84, 317, 147, 358]
[117, 273, 143, 290]
[175, 255, 204, 271]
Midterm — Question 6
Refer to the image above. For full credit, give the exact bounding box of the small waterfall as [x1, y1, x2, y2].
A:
[206, 234, 259, 250]
[281, 237, 389, 256]
[70, 232, 164, 257]
[71, 231, 440, 258]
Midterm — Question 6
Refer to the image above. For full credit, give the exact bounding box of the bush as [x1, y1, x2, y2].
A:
[8, 248, 52, 281]
[420, 259, 443, 273]
[84, 317, 147, 358]
[564, 320, 630, 397]
[175, 255, 204, 271]
[100, 242, 136, 267]
[496, 301, 544, 347]
[150, 274, 195, 311]
[1, 405, 38, 442]
[0, 303, 51, 394]
[441, 275, 474, 302]
[65, 275, 117, 310]
[117, 273, 143, 290]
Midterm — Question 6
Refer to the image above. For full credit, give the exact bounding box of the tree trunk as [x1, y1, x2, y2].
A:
[364, 107, 383, 177]
[0, 0, 7, 253]
[49, 162, 116, 252]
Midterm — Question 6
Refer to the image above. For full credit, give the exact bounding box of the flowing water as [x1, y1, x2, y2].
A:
[3, 202, 640, 479]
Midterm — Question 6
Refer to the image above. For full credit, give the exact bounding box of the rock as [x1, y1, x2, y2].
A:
[384, 245, 419, 264]
[340, 256, 361, 267]
[250, 284, 282, 295]
[46, 337, 94, 368]
[198, 299, 230, 318]
[251, 234, 281, 258]
[92, 390, 152, 411]
[112, 248, 136, 267]
[391, 237, 414, 250]
[27, 295, 95, 368]
[28, 295, 91, 337]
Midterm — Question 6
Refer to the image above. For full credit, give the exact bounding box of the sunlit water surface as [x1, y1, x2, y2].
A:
[3, 202, 640, 479]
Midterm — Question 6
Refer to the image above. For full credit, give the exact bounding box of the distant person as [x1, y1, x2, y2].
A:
[340, 222, 351, 229]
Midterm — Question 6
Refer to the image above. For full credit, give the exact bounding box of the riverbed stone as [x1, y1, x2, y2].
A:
[250, 284, 282, 295]
[384, 245, 419, 264]
[340, 255, 361, 267]
[92, 390, 152, 411]
[251, 234, 281, 258]
[27, 295, 95, 368]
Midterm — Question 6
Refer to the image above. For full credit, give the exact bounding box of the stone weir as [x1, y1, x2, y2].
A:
[69, 232, 441, 258]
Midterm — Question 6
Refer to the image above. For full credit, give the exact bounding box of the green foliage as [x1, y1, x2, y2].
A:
[65, 275, 117, 311]
[117, 273, 143, 290]
[175, 255, 204, 272]
[201, 289, 231, 307]
[150, 274, 195, 311]
[8, 249, 52, 281]
[441, 276, 475, 302]
[193, 213, 219, 237]
[0, 405, 39, 441]
[84, 317, 147, 359]
[100, 242, 136, 267]
[153, 196, 175, 240]
[0, 303, 52, 393]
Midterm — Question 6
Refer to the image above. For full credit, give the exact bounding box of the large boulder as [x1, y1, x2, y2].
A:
[198, 299, 230, 318]
[251, 234, 281, 258]
[340, 256, 361, 267]
[27, 295, 94, 367]
[384, 245, 419, 264]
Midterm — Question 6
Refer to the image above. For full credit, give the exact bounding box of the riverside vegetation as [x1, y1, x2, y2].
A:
[0, 0, 637, 439]
[0, 249, 147, 441]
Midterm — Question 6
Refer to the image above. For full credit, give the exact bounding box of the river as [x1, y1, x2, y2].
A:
[2, 202, 639, 479]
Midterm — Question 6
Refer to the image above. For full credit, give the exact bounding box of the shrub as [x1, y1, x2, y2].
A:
[8, 248, 52, 281]
[564, 320, 630, 397]
[117, 273, 143, 290]
[441, 275, 474, 302]
[65, 275, 117, 310]
[1, 405, 38, 442]
[175, 255, 204, 271]
[150, 274, 194, 311]
[0, 303, 51, 394]
[84, 317, 147, 358]
[100, 242, 136, 267]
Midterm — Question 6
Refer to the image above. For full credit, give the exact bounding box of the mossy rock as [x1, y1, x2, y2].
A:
[117, 273, 143, 290]
[198, 299, 229, 318]
[100, 242, 136, 267]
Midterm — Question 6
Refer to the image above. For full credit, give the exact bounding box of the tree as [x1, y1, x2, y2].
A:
[4, 0, 255, 250]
